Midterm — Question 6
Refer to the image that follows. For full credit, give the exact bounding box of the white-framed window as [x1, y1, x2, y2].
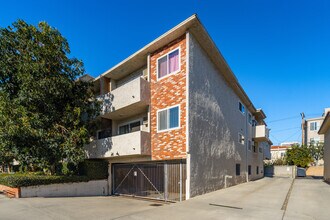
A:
[248, 113, 252, 125]
[239, 101, 245, 114]
[310, 122, 318, 131]
[248, 140, 252, 151]
[252, 120, 258, 127]
[157, 48, 180, 80]
[238, 133, 245, 145]
[157, 105, 180, 132]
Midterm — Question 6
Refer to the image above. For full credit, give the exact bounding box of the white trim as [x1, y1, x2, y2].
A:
[238, 133, 245, 145]
[156, 104, 181, 133]
[147, 53, 151, 82]
[185, 31, 190, 200]
[156, 47, 181, 81]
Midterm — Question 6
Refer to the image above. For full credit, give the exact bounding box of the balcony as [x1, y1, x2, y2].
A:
[85, 131, 151, 159]
[98, 77, 150, 119]
[253, 125, 270, 142]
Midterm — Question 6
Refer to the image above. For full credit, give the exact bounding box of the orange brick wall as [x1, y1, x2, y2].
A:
[150, 35, 187, 160]
[0, 184, 20, 198]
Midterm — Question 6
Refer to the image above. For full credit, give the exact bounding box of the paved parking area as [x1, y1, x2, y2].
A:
[1, 177, 330, 220]
[0, 195, 162, 220]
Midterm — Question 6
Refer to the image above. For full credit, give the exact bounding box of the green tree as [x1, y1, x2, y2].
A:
[308, 142, 324, 164]
[285, 145, 313, 168]
[0, 20, 99, 174]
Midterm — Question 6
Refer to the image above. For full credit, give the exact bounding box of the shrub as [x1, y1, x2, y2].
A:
[78, 160, 108, 180]
[0, 173, 90, 188]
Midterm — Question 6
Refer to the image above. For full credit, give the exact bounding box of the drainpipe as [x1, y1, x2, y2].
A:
[245, 111, 249, 183]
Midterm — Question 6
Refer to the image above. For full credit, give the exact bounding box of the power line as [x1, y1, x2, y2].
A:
[266, 112, 323, 124]
[280, 130, 302, 143]
[271, 126, 301, 133]
[267, 116, 301, 124]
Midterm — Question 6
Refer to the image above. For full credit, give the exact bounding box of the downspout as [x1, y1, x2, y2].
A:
[246, 111, 249, 183]
[185, 31, 190, 200]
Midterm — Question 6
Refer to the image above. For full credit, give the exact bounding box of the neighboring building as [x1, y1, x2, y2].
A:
[280, 142, 299, 147]
[319, 112, 330, 182]
[84, 15, 272, 201]
[302, 108, 330, 145]
[271, 145, 290, 160]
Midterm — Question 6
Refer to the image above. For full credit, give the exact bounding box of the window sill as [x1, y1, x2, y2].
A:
[157, 126, 181, 133]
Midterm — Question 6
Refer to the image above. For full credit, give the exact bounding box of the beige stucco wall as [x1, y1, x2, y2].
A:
[20, 180, 108, 198]
[305, 118, 324, 144]
[85, 131, 151, 159]
[324, 129, 330, 182]
[188, 33, 264, 198]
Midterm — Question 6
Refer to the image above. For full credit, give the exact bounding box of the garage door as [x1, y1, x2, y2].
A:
[112, 160, 186, 201]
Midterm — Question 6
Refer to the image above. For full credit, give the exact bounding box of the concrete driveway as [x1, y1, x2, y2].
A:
[1, 177, 329, 220]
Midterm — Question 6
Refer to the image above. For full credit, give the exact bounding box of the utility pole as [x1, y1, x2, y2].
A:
[300, 112, 305, 146]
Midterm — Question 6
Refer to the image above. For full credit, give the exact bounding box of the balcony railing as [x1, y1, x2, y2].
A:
[253, 125, 270, 142]
[97, 77, 150, 119]
[85, 131, 151, 159]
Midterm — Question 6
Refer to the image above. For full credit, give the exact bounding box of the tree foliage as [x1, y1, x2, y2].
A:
[285, 145, 313, 168]
[0, 20, 99, 173]
[308, 142, 324, 163]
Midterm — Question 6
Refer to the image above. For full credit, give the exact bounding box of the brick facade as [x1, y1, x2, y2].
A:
[150, 35, 187, 160]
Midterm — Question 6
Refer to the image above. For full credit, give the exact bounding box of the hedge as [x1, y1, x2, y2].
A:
[0, 174, 90, 188]
[0, 160, 109, 188]
[78, 160, 108, 180]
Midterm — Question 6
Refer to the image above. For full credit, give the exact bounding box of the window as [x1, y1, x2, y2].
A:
[157, 48, 180, 79]
[97, 128, 112, 139]
[252, 120, 258, 127]
[256, 166, 259, 175]
[239, 102, 245, 114]
[248, 165, 251, 175]
[310, 122, 318, 131]
[158, 106, 180, 131]
[248, 140, 252, 151]
[248, 113, 252, 124]
[236, 164, 241, 176]
[119, 121, 141, 135]
[259, 147, 263, 153]
[253, 143, 258, 153]
[280, 152, 285, 157]
[238, 133, 245, 145]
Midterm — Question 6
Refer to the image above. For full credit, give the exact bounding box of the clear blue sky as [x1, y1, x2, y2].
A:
[1, 0, 330, 145]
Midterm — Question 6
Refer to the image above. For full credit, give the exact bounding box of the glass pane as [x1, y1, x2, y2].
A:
[119, 124, 130, 135]
[168, 49, 179, 73]
[158, 56, 168, 78]
[158, 110, 168, 130]
[169, 107, 179, 128]
[130, 121, 141, 132]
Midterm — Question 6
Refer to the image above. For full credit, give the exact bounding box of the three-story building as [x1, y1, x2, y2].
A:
[85, 14, 272, 201]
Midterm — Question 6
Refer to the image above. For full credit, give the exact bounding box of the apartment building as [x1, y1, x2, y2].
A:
[319, 112, 330, 182]
[302, 108, 330, 145]
[270, 145, 290, 160]
[85, 15, 272, 201]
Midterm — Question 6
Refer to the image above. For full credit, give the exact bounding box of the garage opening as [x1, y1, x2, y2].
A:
[112, 160, 186, 202]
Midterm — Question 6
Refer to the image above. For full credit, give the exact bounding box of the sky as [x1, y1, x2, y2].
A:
[1, 0, 330, 145]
